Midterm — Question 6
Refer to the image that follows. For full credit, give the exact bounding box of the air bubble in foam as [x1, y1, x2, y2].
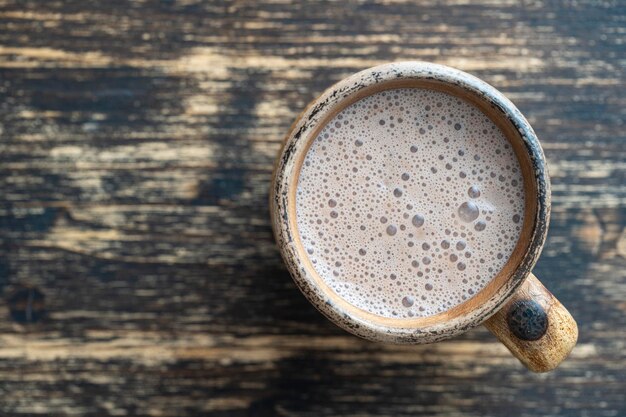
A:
[412, 214, 425, 228]
[458, 202, 479, 223]
[402, 296, 414, 307]
[295, 87, 525, 318]
[468, 185, 481, 198]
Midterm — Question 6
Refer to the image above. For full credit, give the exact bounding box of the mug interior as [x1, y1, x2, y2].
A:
[272, 62, 549, 343]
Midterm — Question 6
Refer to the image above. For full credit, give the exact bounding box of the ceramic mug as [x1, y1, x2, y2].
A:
[270, 62, 577, 372]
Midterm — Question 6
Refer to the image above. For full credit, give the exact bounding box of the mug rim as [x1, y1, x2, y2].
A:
[271, 61, 550, 343]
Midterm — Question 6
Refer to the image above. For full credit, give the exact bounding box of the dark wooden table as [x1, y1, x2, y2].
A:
[1, 1, 625, 416]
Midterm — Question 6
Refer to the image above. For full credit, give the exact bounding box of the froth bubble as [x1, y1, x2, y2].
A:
[329, 199, 337, 207]
[386, 225, 397, 236]
[380, 216, 388, 224]
[456, 240, 466, 250]
[394, 188, 403, 197]
[425, 283, 433, 291]
[330, 211, 338, 218]
[512, 214, 521, 223]
[402, 296, 414, 307]
[474, 220, 486, 231]
[468, 185, 481, 198]
[359, 249, 367, 256]
[458, 202, 479, 223]
[410, 145, 418, 153]
[441, 240, 450, 249]
[412, 214, 425, 228]
[401, 173, 410, 181]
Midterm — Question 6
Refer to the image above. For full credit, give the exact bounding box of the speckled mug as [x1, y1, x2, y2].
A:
[271, 62, 577, 372]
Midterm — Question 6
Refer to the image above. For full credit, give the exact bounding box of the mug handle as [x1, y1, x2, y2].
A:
[484, 273, 578, 372]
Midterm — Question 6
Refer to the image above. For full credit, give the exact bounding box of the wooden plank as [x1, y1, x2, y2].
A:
[0, 0, 624, 415]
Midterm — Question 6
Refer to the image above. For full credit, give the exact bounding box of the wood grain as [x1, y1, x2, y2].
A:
[485, 273, 578, 372]
[0, 0, 624, 416]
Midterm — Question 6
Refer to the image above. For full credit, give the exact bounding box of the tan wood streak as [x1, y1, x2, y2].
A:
[0, 331, 596, 364]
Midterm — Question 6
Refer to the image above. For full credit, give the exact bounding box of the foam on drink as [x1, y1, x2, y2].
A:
[295, 88, 525, 318]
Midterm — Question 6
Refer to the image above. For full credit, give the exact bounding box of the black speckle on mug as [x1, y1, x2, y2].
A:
[507, 299, 548, 341]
